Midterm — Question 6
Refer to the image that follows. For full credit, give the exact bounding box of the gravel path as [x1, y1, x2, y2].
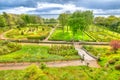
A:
[74, 43, 100, 68]
[43, 27, 56, 41]
[0, 60, 100, 70]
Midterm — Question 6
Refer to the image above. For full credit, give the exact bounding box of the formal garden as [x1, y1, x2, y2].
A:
[0, 10, 120, 80]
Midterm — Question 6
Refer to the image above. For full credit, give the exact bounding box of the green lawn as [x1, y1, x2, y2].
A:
[0, 44, 80, 63]
[83, 45, 120, 67]
[0, 65, 120, 80]
[49, 27, 93, 41]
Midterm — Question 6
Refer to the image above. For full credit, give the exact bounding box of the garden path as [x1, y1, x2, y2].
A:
[74, 42, 100, 68]
[0, 60, 84, 70]
[0, 43, 100, 70]
[43, 25, 57, 41]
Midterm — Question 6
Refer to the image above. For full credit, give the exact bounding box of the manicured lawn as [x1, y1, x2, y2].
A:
[0, 44, 80, 63]
[49, 27, 93, 41]
[0, 65, 120, 80]
[83, 45, 120, 67]
[5, 26, 51, 40]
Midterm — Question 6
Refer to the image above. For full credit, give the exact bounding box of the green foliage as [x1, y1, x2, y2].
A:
[48, 45, 78, 56]
[68, 11, 93, 36]
[115, 64, 120, 70]
[0, 12, 43, 29]
[0, 44, 80, 63]
[94, 15, 120, 33]
[24, 64, 46, 80]
[0, 40, 21, 55]
[58, 13, 69, 32]
[5, 27, 51, 40]
[49, 27, 92, 41]
[84, 45, 120, 67]
[40, 63, 47, 69]
[0, 66, 120, 80]
[0, 15, 6, 27]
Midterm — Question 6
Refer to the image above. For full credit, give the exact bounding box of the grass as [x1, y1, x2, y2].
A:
[87, 25, 120, 42]
[0, 44, 80, 63]
[49, 25, 120, 42]
[0, 65, 120, 80]
[83, 45, 120, 67]
[49, 27, 93, 41]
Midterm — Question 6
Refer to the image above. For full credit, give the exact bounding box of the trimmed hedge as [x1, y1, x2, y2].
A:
[0, 40, 21, 55]
[27, 35, 46, 40]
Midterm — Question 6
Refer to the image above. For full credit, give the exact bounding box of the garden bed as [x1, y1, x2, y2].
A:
[0, 44, 80, 63]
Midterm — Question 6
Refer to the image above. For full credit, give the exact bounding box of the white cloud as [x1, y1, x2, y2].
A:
[0, 6, 36, 14]
[0, 2, 120, 18]
[35, 2, 88, 14]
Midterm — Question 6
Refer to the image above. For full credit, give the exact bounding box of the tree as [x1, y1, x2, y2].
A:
[58, 13, 69, 32]
[94, 15, 120, 33]
[0, 15, 6, 27]
[68, 11, 93, 40]
[110, 40, 120, 53]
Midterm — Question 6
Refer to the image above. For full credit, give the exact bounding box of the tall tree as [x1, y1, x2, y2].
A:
[58, 13, 69, 32]
[0, 15, 6, 27]
[68, 11, 93, 40]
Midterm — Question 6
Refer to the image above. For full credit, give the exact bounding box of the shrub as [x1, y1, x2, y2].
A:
[23, 64, 46, 80]
[27, 35, 46, 40]
[110, 40, 120, 53]
[39, 63, 47, 69]
[115, 64, 120, 70]
[48, 45, 78, 56]
[0, 41, 21, 55]
[108, 59, 116, 64]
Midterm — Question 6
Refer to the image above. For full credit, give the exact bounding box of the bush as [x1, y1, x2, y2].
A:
[39, 63, 47, 69]
[27, 35, 46, 40]
[110, 40, 120, 53]
[108, 59, 116, 64]
[0, 40, 21, 55]
[48, 45, 78, 56]
[23, 64, 46, 80]
[115, 64, 120, 70]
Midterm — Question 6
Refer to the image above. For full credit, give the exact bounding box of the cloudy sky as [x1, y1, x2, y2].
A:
[0, 0, 120, 16]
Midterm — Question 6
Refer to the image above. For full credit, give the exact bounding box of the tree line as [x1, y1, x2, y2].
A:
[58, 10, 93, 40]
[0, 12, 43, 28]
[94, 16, 120, 33]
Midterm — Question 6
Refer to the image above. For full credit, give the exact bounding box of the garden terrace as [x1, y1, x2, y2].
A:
[49, 25, 120, 42]
[5, 26, 51, 40]
[0, 44, 80, 63]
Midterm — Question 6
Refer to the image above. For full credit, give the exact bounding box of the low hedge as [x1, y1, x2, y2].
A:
[0, 40, 21, 55]
[27, 35, 46, 40]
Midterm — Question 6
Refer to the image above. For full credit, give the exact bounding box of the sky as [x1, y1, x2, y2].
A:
[0, 0, 120, 18]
